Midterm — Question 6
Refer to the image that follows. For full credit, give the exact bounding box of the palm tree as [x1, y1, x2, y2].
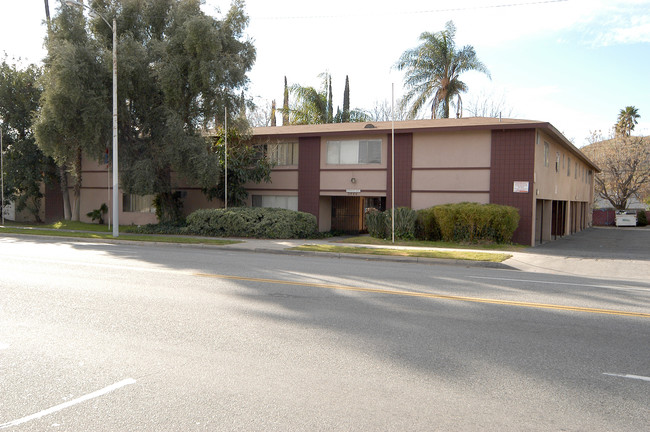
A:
[395, 21, 490, 119]
[616, 106, 640, 136]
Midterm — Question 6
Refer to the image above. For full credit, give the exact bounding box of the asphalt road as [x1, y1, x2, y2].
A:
[1, 236, 648, 431]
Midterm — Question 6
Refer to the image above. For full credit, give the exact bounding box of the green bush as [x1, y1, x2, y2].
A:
[387, 207, 417, 240]
[366, 207, 417, 240]
[415, 207, 441, 241]
[184, 207, 318, 239]
[365, 208, 386, 238]
[637, 210, 648, 227]
[431, 202, 519, 244]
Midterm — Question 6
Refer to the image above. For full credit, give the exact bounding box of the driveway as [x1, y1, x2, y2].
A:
[506, 226, 650, 282]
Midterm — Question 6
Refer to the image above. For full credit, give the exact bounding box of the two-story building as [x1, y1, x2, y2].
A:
[43, 117, 599, 246]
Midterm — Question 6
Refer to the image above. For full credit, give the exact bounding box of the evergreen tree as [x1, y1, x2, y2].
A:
[327, 75, 333, 123]
[282, 76, 289, 125]
[342, 75, 350, 123]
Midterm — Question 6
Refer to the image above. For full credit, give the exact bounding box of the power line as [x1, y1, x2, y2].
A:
[250, 0, 568, 21]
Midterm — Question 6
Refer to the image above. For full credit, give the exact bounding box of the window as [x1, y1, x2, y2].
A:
[252, 195, 298, 211]
[267, 142, 298, 166]
[575, 162, 578, 179]
[544, 142, 549, 167]
[567, 157, 571, 176]
[123, 194, 155, 213]
[327, 139, 381, 164]
[555, 152, 560, 173]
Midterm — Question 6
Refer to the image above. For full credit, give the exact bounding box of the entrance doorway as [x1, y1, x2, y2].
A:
[331, 196, 385, 233]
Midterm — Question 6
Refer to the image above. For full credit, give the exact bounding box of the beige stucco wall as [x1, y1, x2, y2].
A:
[244, 170, 298, 191]
[411, 192, 490, 210]
[412, 169, 490, 191]
[533, 131, 594, 203]
[412, 130, 491, 168]
[410, 130, 492, 210]
[320, 170, 386, 195]
[319, 196, 332, 231]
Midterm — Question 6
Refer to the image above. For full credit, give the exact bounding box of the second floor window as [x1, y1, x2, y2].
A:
[267, 142, 298, 166]
[327, 139, 382, 165]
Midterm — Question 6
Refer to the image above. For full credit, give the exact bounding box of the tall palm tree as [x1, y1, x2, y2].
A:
[616, 106, 640, 136]
[396, 21, 490, 119]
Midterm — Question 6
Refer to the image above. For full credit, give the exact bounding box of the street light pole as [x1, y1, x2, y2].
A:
[66, 1, 118, 236]
[1, 119, 4, 225]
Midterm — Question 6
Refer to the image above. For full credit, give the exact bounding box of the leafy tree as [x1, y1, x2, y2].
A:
[34, 4, 111, 221]
[1, 59, 56, 222]
[288, 81, 329, 125]
[583, 125, 650, 210]
[395, 21, 490, 119]
[203, 127, 272, 207]
[39, 0, 256, 224]
[616, 106, 640, 136]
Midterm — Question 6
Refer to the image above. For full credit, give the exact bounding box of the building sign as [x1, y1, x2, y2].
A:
[346, 189, 361, 194]
[513, 181, 529, 193]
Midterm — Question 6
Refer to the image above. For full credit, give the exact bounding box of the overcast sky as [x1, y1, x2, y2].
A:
[2, 0, 649, 147]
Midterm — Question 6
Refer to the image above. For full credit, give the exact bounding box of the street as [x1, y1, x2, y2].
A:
[1, 236, 649, 431]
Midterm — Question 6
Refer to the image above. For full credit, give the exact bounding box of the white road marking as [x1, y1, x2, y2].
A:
[468, 276, 650, 291]
[603, 373, 650, 382]
[0, 378, 136, 429]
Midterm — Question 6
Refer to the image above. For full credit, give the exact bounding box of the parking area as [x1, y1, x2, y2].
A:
[507, 226, 650, 282]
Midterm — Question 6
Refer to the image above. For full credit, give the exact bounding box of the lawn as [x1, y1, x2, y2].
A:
[291, 244, 512, 263]
[0, 221, 239, 246]
[339, 235, 527, 252]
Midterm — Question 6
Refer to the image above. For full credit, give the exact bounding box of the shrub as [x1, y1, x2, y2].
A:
[433, 202, 519, 243]
[86, 203, 108, 224]
[366, 207, 417, 240]
[365, 208, 386, 238]
[184, 207, 318, 239]
[416, 207, 441, 241]
[637, 210, 648, 227]
[387, 207, 417, 240]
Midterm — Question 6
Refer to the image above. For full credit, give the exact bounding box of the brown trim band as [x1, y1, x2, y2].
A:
[411, 167, 491, 171]
[248, 189, 299, 193]
[412, 190, 490, 194]
[320, 167, 386, 172]
[320, 189, 386, 194]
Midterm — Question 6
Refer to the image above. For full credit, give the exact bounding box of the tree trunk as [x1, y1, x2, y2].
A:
[72, 147, 82, 221]
[58, 164, 72, 221]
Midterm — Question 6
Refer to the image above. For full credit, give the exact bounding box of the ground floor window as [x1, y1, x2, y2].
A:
[252, 195, 298, 211]
[123, 194, 155, 213]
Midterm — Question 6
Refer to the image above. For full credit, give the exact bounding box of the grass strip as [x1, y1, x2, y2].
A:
[291, 244, 512, 262]
[0, 227, 239, 246]
[338, 236, 526, 251]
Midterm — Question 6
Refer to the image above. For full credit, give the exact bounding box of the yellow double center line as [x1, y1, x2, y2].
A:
[195, 273, 650, 318]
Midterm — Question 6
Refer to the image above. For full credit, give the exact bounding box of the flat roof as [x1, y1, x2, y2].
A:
[252, 117, 599, 171]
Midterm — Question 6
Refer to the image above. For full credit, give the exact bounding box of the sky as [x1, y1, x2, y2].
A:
[1, 0, 649, 147]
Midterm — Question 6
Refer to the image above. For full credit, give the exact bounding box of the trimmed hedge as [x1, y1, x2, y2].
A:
[184, 207, 318, 239]
[425, 202, 519, 243]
